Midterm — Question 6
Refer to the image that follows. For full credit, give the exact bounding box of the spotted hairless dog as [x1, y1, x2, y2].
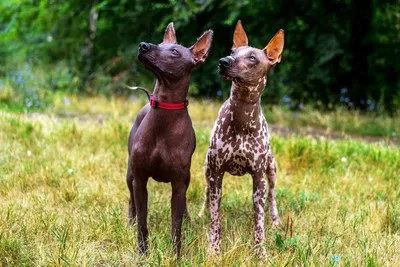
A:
[201, 21, 284, 257]
[127, 23, 213, 258]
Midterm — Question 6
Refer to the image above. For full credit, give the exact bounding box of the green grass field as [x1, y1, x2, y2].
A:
[1, 95, 399, 266]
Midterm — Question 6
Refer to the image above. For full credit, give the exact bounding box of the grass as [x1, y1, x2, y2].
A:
[263, 105, 399, 138]
[1, 95, 400, 266]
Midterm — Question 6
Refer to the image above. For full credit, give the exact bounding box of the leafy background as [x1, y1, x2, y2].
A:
[1, 0, 399, 112]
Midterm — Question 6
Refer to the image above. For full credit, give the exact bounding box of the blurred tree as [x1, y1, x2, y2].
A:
[349, 0, 372, 110]
[0, 0, 399, 112]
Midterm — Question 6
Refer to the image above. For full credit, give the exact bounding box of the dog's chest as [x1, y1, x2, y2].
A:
[208, 101, 270, 175]
[131, 113, 195, 182]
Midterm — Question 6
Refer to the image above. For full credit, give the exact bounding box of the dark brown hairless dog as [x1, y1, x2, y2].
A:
[126, 23, 212, 258]
[201, 20, 284, 257]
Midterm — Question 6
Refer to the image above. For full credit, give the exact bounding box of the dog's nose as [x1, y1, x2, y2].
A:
[219, 57, 232, 69]
[139, 42, 151, 51]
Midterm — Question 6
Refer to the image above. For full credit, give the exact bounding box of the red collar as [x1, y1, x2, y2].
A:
[149, 95, 189, 110]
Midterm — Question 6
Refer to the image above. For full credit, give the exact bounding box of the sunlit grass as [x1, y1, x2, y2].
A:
[50, 94, 400, 139]
[0, 96, 399, 265]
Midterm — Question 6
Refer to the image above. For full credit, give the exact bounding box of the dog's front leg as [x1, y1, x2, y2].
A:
[133, 177, 149, 255]
[171, 179, 188, 259]
[266, 151, 280, 228]
[252, 172, 267, 257]
[206, 167, 223, 256]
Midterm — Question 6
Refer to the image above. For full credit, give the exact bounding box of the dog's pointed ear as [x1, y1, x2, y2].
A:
[162, 22, 177, 44]
[232, 20, 248, 50]
[264, 29, 284, 65]
[190, 30, 213, 64]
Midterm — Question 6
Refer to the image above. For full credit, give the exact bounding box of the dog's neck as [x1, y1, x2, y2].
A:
[228, 77, 266, 130]
[230, 77, 266, 104]
[152, 76, 191, 104]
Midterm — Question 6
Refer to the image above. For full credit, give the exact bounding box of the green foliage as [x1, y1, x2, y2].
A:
[0, 0, 399, 111]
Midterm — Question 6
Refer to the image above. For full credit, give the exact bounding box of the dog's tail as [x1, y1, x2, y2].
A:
[123, 85, 151, 100]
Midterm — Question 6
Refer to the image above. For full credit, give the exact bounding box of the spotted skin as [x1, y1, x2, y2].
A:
[203, 22, 284, 257]
[204, 78, 279, 256]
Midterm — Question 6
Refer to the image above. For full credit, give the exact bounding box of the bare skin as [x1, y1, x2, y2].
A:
[201, 20, 284, 257]
[127, 23, 213, 258]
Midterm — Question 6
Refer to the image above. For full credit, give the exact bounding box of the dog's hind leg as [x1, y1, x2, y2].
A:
[198, 184, 209, 218]
[252, 172, 267, 257]
[127, 105, 150, 226]
[126, 162, 136, 225]
[183, 178, 191, 222]
[266, 150, 280, 228]
[198, 164, 210, 218]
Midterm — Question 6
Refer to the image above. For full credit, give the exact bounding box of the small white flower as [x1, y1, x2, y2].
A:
[341, 157, 347, 163]
[62, 97, 71, 106]
[27, 151, 32, 157]
[368, 177, 373, 182]
[67, 169, 73, 174]
[47, 35, 53, 42]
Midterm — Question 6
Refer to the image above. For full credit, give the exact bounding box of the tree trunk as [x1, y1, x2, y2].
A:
[349, 0, 372, 110]
[81, 1, 98, 91]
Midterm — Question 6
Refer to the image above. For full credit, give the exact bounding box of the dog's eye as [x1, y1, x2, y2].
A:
[249, 56, 256, 61]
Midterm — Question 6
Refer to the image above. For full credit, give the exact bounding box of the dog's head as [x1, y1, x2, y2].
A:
[138, 23, 213, 80]
[219, 20, 284, 85]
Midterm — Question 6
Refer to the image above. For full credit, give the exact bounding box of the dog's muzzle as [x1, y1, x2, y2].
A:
[138, 42, 152, 54]
[219, 57, 232, 69]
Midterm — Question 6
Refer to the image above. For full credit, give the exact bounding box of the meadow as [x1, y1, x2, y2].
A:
[1, 94, 399, 266]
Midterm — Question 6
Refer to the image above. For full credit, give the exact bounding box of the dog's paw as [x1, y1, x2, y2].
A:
[271, 219, 282, 230]
[184, 213, 192, 225]
[198, 209, 205, 218]
[207, 246, 221, 257]
[127, 217, 136, 227]
[198, 202, 208, 218]
[254, 245, 267, 259]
